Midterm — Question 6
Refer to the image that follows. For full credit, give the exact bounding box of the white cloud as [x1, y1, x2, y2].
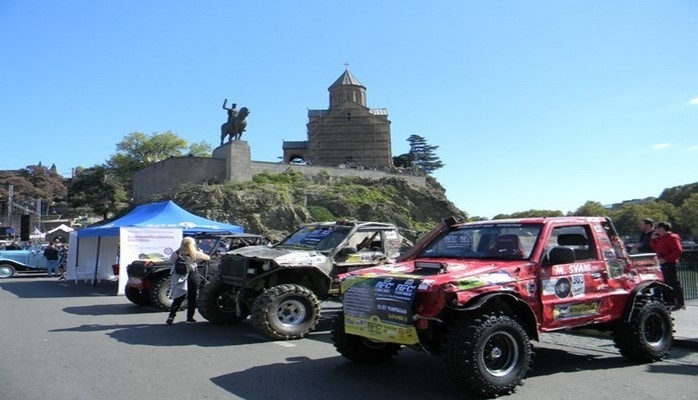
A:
[653, 143, 670, 150]
[687, 145, 698, 152]
[690, 97, 698, 105]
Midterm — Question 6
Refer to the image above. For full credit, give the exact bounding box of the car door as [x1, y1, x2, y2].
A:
[334, 228, 394, 275]
[539, 224, 610, 330]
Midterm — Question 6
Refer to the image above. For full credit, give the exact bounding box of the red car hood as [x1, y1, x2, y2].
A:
[341, 258, 532, 293]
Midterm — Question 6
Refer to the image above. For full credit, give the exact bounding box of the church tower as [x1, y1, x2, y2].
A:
[297, 69, 392, 168]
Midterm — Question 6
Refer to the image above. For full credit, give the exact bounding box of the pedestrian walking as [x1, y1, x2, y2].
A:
[650, 221, 685, 310]
[166, 237, 210, 325]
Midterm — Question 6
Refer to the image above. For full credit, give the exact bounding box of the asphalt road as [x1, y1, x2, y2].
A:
[1, 276, 697, 400]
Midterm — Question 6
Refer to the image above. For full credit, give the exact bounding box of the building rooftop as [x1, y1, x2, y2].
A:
[329, 69, 365, 89]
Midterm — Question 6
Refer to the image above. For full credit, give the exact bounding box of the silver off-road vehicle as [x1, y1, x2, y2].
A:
[199, 220, 411, 340]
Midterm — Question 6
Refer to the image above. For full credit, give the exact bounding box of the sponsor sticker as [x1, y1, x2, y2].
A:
[553, 301, 600, 319]
[342, 276, 420, 345]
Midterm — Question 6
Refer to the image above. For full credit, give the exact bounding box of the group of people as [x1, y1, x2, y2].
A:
[632, 218, 686, 311]
[43, 240, 69, 280]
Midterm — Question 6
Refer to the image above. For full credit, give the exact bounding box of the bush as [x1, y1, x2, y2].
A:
[308, 206, 335, 221]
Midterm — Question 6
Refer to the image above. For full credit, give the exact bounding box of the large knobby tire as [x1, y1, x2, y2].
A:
[125, 286, 152, 306]
[445, 312, 533, 398]
[0, 264, 16, 279]
[150, 276, 185, 311]
[198, 281, 249, 324]
[331, 312, 402, 363]
[612, 298, 673, 362]
[251, 284, 320, 340]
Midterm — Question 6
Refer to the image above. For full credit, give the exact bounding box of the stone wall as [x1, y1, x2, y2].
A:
[133, 157, 226, 202]
[249, 161, 426, 187]
[133, 141, 426, 203]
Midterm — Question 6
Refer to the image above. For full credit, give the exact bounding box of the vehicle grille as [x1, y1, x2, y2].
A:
[220, 256, 249, 283]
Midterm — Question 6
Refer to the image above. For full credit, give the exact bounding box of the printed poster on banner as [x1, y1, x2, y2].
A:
[117, 227, 183, 295]
[342, 275, 420, 345]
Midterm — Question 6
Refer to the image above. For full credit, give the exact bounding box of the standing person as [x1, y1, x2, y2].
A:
[166, 237, 210, 325]
[650, 222, 685, 310]
[43, 241, 60, 277]
[633, 218, 655, 253]
[56, 243, 69, 281]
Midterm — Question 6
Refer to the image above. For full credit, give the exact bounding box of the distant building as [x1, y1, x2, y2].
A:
[132, 69, 426, 203]
[283, 69, 393, 168]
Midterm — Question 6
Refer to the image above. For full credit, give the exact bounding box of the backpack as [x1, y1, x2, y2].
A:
[174, 253, 191, 275]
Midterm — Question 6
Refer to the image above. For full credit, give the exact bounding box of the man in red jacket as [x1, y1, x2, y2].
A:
[650, 221, 685, 310]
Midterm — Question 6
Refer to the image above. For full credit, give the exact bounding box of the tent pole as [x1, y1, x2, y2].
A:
[74, 236, 81, 284]
[93, 236, 101, 286]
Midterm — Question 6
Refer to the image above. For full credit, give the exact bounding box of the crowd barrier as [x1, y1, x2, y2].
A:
[678, 249, 697, 301]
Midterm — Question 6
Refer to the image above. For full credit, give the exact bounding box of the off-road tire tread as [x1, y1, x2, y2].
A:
[198, 281, 248, 324]
[445, 312, 533, 398]
[251, 283, 320, 340]
[150, 276, 182, 311]
[612, 298, 673, 362]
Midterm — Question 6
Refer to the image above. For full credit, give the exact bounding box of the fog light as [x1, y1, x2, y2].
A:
[246, 268, 256, 274]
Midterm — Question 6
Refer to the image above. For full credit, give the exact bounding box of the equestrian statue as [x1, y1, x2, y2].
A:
[220, 99, 250, 145]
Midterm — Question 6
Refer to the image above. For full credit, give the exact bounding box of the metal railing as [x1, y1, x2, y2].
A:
[678, 250, 698, 301]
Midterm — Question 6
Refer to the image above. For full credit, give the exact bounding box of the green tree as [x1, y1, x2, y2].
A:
[0, 164, 67, 213]
[393, 135, 444, 174]
[492, 209, 564, 219]
[106, 131, 212, 191]
[571, 201, 607, 217]
[392, 153, 413, 168]
[188, 141, 214, 157]
[658, 182, 698, 207]
[675, 193, 698, 238]
[606, 202, 676, 238]
[68, 165, 128, 220]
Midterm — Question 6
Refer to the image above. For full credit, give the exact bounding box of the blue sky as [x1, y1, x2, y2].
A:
[2, 1, 697, 218]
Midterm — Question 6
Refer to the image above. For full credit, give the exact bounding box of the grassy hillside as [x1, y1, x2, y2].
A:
[150, 171, 466, 241]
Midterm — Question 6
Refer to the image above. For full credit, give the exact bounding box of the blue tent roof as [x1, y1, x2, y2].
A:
[77, 201, 243, 238]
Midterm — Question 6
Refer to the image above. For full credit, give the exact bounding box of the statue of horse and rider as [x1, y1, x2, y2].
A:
[220, 99, 250, 145]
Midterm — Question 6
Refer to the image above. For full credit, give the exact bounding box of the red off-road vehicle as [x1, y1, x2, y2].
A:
[332, 217, 674, 398]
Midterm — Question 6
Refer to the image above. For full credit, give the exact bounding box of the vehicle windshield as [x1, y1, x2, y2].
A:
[277, 225, 352, 252]
[196, 238, 218, 254]
[418, 223, 542, 260]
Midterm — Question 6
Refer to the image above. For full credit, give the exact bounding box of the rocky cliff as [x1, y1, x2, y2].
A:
[153, 170, 466, 242]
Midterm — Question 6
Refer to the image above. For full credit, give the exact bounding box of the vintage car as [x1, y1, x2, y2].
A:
[0, 247, 49, 278]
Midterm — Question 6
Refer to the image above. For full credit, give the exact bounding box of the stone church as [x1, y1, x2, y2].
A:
[132, 69, 424, 203]
[282, 69, 393, 168]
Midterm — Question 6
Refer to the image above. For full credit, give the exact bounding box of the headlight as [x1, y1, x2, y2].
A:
[262, 262, 271, 271]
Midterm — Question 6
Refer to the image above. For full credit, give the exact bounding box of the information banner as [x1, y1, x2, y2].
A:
[342, 275, 420, 345]
[117, 227, 182, 295]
